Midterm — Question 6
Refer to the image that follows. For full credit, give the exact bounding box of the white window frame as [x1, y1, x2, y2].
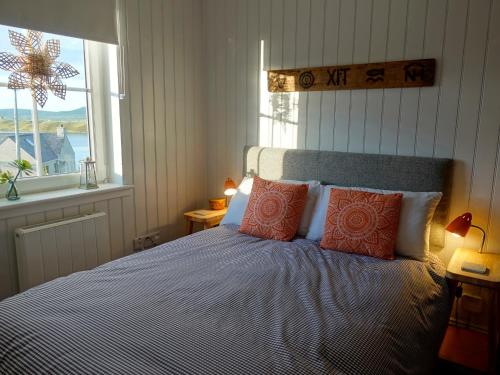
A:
[0, 39, 116, 195]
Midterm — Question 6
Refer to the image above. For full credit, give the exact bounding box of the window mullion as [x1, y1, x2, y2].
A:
[13, 89, 20, 161]
[66, 86, 91, 93]
[31, 97, 43, 177]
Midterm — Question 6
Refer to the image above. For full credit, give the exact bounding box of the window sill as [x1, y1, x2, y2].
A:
[0, 183, 134, 219]
[12, 173, 81, 195]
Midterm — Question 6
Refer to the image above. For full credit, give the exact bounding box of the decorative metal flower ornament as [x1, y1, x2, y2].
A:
[0, 30, 79, 107]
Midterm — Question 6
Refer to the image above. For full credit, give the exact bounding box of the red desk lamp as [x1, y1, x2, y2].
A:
[223, 178, 237, 207]
[446, 212, 486, 253]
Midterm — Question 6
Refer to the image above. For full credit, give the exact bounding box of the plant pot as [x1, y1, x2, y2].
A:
[6, 181, 20, 201]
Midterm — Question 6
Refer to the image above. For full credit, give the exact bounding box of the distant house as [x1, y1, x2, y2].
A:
[0, 133, 76, 175]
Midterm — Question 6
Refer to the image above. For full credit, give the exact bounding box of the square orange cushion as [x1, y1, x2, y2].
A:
[239, 176, 309, 241]
[320, 189, 403, 260]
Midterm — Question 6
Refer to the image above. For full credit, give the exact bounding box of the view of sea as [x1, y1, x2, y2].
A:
[67, 133, 91, 164]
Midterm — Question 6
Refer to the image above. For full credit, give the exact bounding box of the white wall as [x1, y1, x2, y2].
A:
[119, 0, 207, 243]
[205, 0, 500, 263]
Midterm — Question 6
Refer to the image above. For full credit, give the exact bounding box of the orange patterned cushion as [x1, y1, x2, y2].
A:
[239, 176, 309, 241]
[320, 189, 403, 259]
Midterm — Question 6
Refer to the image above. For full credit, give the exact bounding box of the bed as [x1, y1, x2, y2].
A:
[0, 147, 453, 374]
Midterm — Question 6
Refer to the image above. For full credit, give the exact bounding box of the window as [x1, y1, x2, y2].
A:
[0, 25, 92, 180]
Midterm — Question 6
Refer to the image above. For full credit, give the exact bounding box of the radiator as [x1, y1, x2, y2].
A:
[15, 212, 111, 292]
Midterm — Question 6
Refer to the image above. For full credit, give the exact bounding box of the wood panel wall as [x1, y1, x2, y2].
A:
[205, 0, 500, 263]
[119, 0, 207, 241]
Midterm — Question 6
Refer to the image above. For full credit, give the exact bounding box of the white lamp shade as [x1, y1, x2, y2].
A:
[224, 188, 237, 196]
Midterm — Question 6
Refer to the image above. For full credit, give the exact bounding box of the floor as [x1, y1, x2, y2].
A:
[436, 325, 489, 374]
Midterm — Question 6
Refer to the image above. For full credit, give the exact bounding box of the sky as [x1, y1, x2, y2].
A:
[0, 24, 87, 112]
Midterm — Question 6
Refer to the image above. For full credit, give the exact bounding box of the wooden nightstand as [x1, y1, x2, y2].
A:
[184, 208, 227, 235]
[445, 248, 500, 374]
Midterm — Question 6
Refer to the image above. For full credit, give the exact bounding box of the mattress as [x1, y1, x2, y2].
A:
[0, 225, 450, 374]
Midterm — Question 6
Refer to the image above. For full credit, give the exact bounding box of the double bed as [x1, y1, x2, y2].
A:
[0, 147, 453, 374]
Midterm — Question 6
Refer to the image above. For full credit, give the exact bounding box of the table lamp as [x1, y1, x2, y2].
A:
[446, 212, 486, 251]
[224, 178, 237, 207]
[446, 212, 488, 274]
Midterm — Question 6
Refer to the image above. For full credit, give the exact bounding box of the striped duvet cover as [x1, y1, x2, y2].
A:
[0, 225, 449, 374]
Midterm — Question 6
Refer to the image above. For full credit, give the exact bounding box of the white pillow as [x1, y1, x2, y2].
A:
[220, 177, 254, 226]
[305, 186, 333, 242]
[306, 185, 442, 261]
[220, 177, 321, 236]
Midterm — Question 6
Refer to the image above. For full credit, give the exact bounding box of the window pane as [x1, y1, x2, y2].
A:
[0, 88, 17, 174]
[0, 24, 14, 83]
[1, 24, 93, 181]
[37, 91, 90, 176]
[0, 88, 37, 176]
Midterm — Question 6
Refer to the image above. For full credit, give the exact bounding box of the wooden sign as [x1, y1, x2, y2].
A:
[268, 59, 435, 92]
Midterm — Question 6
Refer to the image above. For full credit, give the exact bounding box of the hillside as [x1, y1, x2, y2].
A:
[0, 107, 87, 121]
[0, 119, 88, 133]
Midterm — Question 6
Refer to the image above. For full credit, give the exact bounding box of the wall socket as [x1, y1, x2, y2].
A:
[134, 231, 160, 251]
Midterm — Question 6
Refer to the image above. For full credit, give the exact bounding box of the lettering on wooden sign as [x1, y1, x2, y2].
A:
[268, 59, 435, 92]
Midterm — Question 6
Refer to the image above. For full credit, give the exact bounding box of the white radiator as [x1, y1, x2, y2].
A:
[15, 212, 111, 292]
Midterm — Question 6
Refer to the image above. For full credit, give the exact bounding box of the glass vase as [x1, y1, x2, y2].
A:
[6, 181, 20, 201]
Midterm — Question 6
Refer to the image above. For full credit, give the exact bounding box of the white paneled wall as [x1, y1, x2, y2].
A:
[119, 0, 207, 240]
[205, 0, 500, 263]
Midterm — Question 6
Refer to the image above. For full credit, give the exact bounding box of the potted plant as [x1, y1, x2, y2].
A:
[0, 160, 33, 201]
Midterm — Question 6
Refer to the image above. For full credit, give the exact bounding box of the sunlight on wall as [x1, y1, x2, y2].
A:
[259, 40, 298, 149]
[259, 40, 271, 147]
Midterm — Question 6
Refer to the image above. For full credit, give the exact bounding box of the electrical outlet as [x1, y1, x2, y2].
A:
[134, 231, 160, 251]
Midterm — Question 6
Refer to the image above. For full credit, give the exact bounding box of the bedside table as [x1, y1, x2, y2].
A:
[184, 208, 227, 235]
[446, 248, 500, 374]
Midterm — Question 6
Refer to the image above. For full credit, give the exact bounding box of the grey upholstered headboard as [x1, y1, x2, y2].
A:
[243, 146, 453, 250]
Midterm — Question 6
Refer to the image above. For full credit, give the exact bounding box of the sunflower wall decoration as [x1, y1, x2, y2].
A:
[0, 29, 79, 107]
